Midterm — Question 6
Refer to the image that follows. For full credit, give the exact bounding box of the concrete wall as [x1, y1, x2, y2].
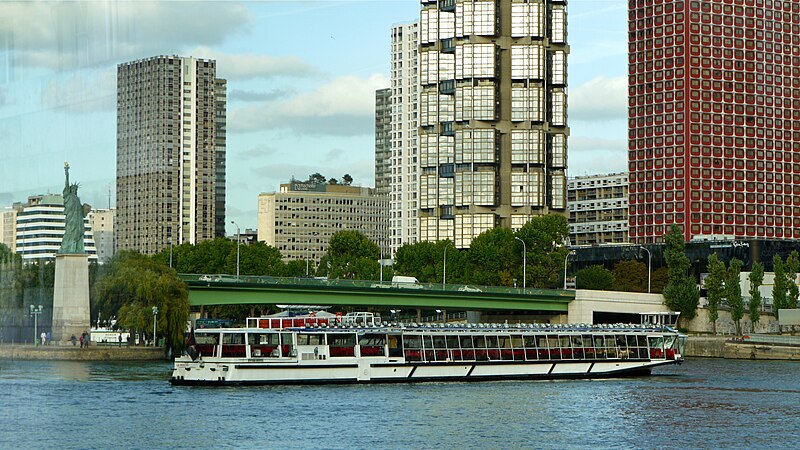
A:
[686, 337, 800, 360]
[0, 345, 167, 361]
[569, 289, 669, 323]
[685, 308, 779, 334]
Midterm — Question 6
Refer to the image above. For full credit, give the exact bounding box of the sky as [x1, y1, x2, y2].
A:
[0, 0, 628, 235]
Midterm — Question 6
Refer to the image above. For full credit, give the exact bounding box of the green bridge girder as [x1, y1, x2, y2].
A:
[182, 275, 575, 312]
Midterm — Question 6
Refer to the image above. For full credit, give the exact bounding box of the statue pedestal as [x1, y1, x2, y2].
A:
[52, 254, 90, 345]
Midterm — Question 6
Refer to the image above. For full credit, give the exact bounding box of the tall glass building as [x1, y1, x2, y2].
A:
[116, 56, 226, 254]
[418, 0, 569, 248]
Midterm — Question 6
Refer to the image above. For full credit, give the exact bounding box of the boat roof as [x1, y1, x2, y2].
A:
[194, 322, 680, 334]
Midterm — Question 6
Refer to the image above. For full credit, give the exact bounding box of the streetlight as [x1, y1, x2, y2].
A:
[563, 250, 576, 290]
[231, 221, 240, 279]
[515, 237, 527, 290]
[442, 241, 453, 290]
[152, 306, 158, 347]
[29, 304, 42, 346]
[639, 246, 652, 293]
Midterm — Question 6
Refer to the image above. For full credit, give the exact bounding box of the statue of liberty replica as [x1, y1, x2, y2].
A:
[52, 162, 91, 345]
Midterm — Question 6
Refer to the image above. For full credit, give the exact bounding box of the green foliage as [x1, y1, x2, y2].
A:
[611, 260, 648, 292]
[576, 265, 614, 290]
[726, 258, 744, 335]
[663, 224, 699, 321]
[319, 230, 380, 280]
[468, 228, 519, 287]
[515, 215, 570, 288]
[786, 250, 799, 310]
[748, 261, 765, 332]
[772, 254, 786, 319]
[394, 240, 465, 284]
[94, 251, 189, 352]
[705, 254, 726, 334]
[650, 267, 668, 294]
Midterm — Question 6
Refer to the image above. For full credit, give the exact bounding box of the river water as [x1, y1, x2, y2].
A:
[1, 358, 798, 449]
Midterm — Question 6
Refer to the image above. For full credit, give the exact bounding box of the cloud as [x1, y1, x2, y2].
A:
[569, 76, 628, 122]
[568, 135, 627, 176]
[228, 88, 296, 103]
[0, 2, 251, 70]
[237, 144, 278, 159]
[229, 73, 389, 136]
[189, 47, 319, 80]
[40, 68, 116, 113]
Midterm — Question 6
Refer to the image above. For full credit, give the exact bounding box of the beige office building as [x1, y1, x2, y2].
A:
[116, 55, 226, 255]
[418, 0, 569, 248]
[258, 181, 390, 265]
[568, 172, 628, 245]
[88, 208, 115, 263]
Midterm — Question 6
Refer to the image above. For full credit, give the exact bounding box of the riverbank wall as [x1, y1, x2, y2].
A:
[686, 337, 800, 360]
[0, 345, 168, 361]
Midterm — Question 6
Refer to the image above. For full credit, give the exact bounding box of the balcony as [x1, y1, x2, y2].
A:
[439, 79, 455, 95]
[441, 38, 455, 54]
[440, 121, 454, 136]
[439, 163, 455, 178]
[439, 0, 455, 12]
[440, 205, 454, 219]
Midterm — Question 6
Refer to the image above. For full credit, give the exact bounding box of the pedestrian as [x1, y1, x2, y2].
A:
[85, 330, 90, 347]
[40, 331, 46, 346]
[80, 331, 86, 348]
[118, 334, 122, 346]
[46, 331, 51, 346]
[70, 335, 77, 346]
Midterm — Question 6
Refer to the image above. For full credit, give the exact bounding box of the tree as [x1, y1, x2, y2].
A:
[394, 240, 466, 284]
[515, 215, 570, 288]
[467, 228, 517, 286]
[786, 250, 799, 310]
[93, 251, 189, 353]
[342, 174, 353, 186]
[611, 260, 648, 292]
[704, 254, 726, 335]
[748, 261, 765, 333]
[726, 258, 744, 336]
[320, 230, 380, 279]
[576, 265, 614, 290]
[663, 224, 700, 323]
[772, 254, 787, 321]
[328, 178, 338, 185]
[308, 173, 326, 184]
[650, 267, 668, 294]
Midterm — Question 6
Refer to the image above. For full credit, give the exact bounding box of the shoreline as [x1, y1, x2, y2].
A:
[686, 336, 800, 360]
[0, 344, 168, 361]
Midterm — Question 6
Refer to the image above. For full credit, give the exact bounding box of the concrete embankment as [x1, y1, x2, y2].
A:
[686, 337, 800, 360]
[0, 345, 168, 361]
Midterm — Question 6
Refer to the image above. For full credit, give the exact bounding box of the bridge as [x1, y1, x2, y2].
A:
[180, 275, 575, 313]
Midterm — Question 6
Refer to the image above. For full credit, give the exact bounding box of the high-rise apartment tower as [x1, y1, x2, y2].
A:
[116, 56, 226, 254]
[419, 0, 569, 248]
[628, 0, 800, 242]
[375, 87, 392, 197]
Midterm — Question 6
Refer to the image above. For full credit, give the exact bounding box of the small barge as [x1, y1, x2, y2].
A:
[170, 313, 686, 386]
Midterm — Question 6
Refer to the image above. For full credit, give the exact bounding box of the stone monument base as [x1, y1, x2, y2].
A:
[52, 254, 90, 345]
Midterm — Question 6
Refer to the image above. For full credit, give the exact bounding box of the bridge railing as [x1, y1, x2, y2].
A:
[180, 274, 573, 297]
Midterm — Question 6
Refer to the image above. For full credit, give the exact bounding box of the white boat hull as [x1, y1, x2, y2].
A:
[171, 357, 678, 386]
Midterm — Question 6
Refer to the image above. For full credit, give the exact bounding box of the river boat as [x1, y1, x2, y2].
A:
[170, 313, 687, 386]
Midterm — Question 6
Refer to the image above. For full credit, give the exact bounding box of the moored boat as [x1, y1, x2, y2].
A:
[170, 312, 687, 386]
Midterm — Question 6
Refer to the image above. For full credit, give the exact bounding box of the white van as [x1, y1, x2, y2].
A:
[391, 275, 423, 288]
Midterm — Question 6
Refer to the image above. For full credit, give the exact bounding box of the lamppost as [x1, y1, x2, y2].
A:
[563, 250, 576, 290]
[515, 237, 527, 290]
[231, 221, 240, 279]
[442, 241, 453, 290]
[152, 306, 158, 347]
[29, 304, 42, 346]
[639, 246, 652, 293]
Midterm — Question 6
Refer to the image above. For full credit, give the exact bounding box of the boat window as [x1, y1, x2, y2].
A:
[405, 334, 422, 349]
[446, 335, 460, 348]
[498, 336, 511, 348]
[571, 335, 583, 348]
[280, 333, 294, 346]
[248, 333, 279, 346]
[359, 334, 386, 346]
[195, 333, 219, 345]
[510, 335, 524, 348]
[459, 335, 473, 348]
[473, 335, 486, 348]
[222, 333, 244, 345]
[297, 333, 323, 346]
[485, 335, 498, 348]
[432, 335, 447, 349]
[524, 335, 537, 348]
[388, 335, 403, 357]
[329, 334, 356, 347]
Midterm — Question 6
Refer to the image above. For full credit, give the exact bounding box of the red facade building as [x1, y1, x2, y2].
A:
[628, 0, 800, 243]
